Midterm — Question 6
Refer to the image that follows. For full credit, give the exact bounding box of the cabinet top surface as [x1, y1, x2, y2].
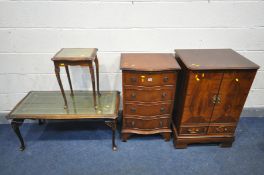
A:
[52, 48, 98, 61]
[175, 49, 259, 70]
[120, 53, 181, 71]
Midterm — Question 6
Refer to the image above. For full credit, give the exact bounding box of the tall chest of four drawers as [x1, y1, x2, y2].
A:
[120, 53, 181, 141]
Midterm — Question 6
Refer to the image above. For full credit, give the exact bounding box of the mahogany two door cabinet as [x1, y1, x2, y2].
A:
[120, 53, 181, 141]
[173, 49, 259, 149]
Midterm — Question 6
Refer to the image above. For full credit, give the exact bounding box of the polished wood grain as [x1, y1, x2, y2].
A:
[121, 53, 180, 142]
[173, 49, 259, 149]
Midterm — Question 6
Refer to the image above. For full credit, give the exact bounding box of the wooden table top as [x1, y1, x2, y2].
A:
[52, 48, 98, 61]
[175, 49, 259, 70]
[120, 53, 181, 71]
[8, 91, 120, 120]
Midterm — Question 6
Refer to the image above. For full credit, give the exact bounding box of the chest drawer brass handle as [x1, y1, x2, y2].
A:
[188, 128, 200, 134]
[212, 95, 217, 104]
[160, 107, 165, 113]
[163, 77, 169, 82]
[130, 77, 137, 83]
[216, 96, 221, 104]
[131, 93, 136, 99]
[131, 121, 135, 127]
[161, 92, 167, 98]
[160, 121, 163, 127]
[130, 108, 136, 113]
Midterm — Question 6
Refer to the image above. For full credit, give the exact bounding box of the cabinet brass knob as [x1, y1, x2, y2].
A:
[235, 78, 239, 82]
[188, 128, 199, 134]
[160, 107, 165, 113]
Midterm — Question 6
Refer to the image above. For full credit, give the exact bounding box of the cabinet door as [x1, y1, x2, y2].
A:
[181, 72, 223, 124]
[210, 70, 256, 123]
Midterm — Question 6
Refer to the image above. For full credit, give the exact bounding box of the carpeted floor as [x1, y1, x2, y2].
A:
[0, 117, 264, 175]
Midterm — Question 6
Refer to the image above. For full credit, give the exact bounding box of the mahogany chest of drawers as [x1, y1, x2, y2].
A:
[120, 53, 181, 141]
[173, 49, 259, 148]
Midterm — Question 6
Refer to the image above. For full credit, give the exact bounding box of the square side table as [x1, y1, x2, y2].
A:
[52, 48, 101, 108]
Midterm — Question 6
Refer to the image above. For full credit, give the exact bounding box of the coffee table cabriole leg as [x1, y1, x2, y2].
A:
[105, 119, 117, 151]
[65, 65, 74, 97]
[88, 62, 97, 108]
[54, 63, 68, 108]
[94, 55, 101, 96]
[11, 119, 25, 151]
[38, 119, 45, 125]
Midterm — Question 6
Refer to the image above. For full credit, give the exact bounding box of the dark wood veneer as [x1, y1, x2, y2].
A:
[173, 49, 259, 148]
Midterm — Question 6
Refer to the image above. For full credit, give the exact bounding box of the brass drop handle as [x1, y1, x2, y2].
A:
[188, 128, 200, 134]
[161, 92, 167, 98]
[130, 77, 137, 83]
[131, 93, 136, 99]
[130, 108, 136, 113]
[212, 95, 217, 104]
[163, 77, 169, 82]
[160, 121, 163, 127]
[216, 127, 228, 132]
[160, 107, 165, 113]
[131, 121, 135, 127]
[216, 95, 221, 104]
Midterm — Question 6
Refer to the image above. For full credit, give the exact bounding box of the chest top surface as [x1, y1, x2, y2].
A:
[120, 53, 181, 71]
[52, 48, 98, 61]
[175, 49, 259, 70]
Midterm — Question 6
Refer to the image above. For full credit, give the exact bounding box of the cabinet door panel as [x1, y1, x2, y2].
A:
[210, 70, 256, 123]
[181, 72, 223, 124]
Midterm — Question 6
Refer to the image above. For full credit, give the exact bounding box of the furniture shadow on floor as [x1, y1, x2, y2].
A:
[23, 120, 115, 141]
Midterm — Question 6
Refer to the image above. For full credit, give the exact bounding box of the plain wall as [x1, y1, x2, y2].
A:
[0, 0, 264, 114]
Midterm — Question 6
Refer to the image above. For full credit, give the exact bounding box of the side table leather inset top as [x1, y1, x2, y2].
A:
[120, 53, 181, 141]
[173, 49, 259, 148]
[52, 48, 100, 108]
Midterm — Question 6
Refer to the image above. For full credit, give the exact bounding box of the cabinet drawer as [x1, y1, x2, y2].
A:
[208, 125, 236, 135]
[123, 72, 176, 86]
[180, 126, 207, 135]
[124, 103, 172, 116]
[124, 117, 170, 130]
[124, 87, 175, 102]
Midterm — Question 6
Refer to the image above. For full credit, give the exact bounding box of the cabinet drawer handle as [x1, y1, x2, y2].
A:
[212, 95, 217, 104]
[161, 92, 167, 98]
[130, 108, 136, 113]
[130, 77, 137, 83]
[163, 77, 169, 82]
[216, 127, 228, 132]
[217, 95, 221, 104]
[188, 128, 200, 134]
[160, 107, 165, 113]
[160, 121, 163, 127]
[131, 93, 136, 99]
[131, 121, 135, 127]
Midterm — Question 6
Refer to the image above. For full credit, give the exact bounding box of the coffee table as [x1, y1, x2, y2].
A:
[7, 91, 120, 151]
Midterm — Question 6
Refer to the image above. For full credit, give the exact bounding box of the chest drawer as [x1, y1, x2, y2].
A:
[124, 86, 175, 102]
[123, 71, 177, 86]
[124, 117, 171, 130]
[124, 102, 172, 116]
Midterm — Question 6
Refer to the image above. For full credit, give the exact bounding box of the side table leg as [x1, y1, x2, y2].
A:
[65, 65, 74, 97]
[88, 62, 97, 108]
[94, 55, 101, 96]
[11, 119, 25, 151]
[105, 119, 117, 151]
[54, 63, 68, 108]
